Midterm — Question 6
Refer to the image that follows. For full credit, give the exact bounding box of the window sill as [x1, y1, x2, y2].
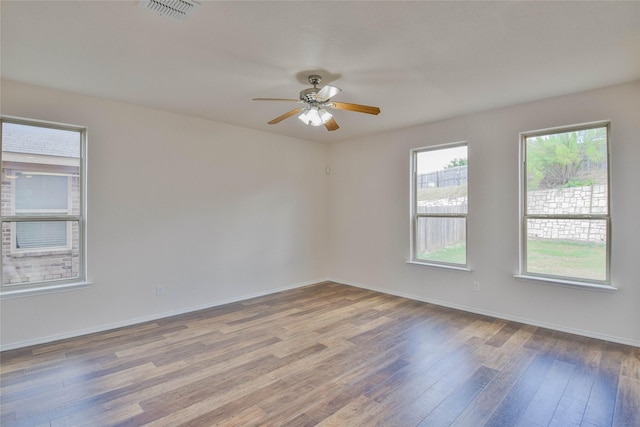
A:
[406, 260, 471, 272]
[514, 274, 617, 293]
[0, 280, 91, 299]
[10, 248, 74, 258]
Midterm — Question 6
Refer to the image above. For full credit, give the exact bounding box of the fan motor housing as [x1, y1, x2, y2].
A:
[299, 88, 320, 103]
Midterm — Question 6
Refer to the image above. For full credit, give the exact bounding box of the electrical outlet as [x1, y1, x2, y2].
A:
[473, 281, 480, 291]
[156, 286, 165, 296]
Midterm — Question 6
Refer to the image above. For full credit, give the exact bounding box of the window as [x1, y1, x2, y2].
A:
[1, 118, 86, 290]
[411, 143, 468, 268]
[520, 122, 610, 286]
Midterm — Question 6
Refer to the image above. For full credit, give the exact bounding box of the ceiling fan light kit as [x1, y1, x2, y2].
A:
[298, 107, 332, 127]
[253, 75, 380, 132]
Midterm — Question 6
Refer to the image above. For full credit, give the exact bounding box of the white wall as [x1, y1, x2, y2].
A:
[327, 81, 640, 346]
[0, 80, 329, 349]
[2, 80, 638, 350]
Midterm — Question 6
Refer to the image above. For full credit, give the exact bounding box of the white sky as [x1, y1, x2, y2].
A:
[417, 145, 467, 174]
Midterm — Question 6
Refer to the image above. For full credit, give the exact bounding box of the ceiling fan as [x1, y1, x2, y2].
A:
[253, 75, 381, 131]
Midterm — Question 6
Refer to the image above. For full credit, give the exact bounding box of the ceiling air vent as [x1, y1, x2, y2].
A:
[139, 0, 200, 22]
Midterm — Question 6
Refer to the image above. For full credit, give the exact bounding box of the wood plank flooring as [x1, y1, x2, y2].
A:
[1, 282, 639, 426]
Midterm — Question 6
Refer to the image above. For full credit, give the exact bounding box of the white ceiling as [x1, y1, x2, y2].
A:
[2, 1, 639, 143]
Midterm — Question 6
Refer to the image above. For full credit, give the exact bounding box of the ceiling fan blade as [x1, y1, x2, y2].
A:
[268, 108, 305, 125]
[316, 85, 341, 102]
[325, 117, 339, 131]
[330, 102, 380, 115]
[253, 98, 298, 102]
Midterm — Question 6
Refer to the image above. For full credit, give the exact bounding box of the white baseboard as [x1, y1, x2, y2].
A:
[330, 278, 640, 348]
[0, 278, 325, 352]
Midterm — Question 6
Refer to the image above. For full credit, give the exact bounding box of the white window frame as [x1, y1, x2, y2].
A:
[1, 116, 88, 297]
[517, 121, 612, 289]
[409, 142, 469, 271]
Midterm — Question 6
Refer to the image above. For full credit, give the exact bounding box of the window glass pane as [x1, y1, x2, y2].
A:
[415, 217, 466, 264]
[416, 146, 467, 214]
[526, 127, 608, 215]
[2, 221, 80, 286]
[526, 218, 607, 281]
[16, 221, 67, 249]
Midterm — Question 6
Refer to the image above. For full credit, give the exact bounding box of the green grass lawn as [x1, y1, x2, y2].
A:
[526, 239, 606, 281]
[418, 243, 466, 264]
[419, 239, 606, 281]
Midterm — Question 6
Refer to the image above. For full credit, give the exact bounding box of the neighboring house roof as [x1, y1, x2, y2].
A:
[2, 123, 80, 158]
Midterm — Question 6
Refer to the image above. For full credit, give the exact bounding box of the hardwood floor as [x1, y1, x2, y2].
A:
[1, 282, 639, 426]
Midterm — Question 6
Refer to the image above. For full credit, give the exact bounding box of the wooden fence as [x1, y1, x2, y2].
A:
[416, 204, 467, 253]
